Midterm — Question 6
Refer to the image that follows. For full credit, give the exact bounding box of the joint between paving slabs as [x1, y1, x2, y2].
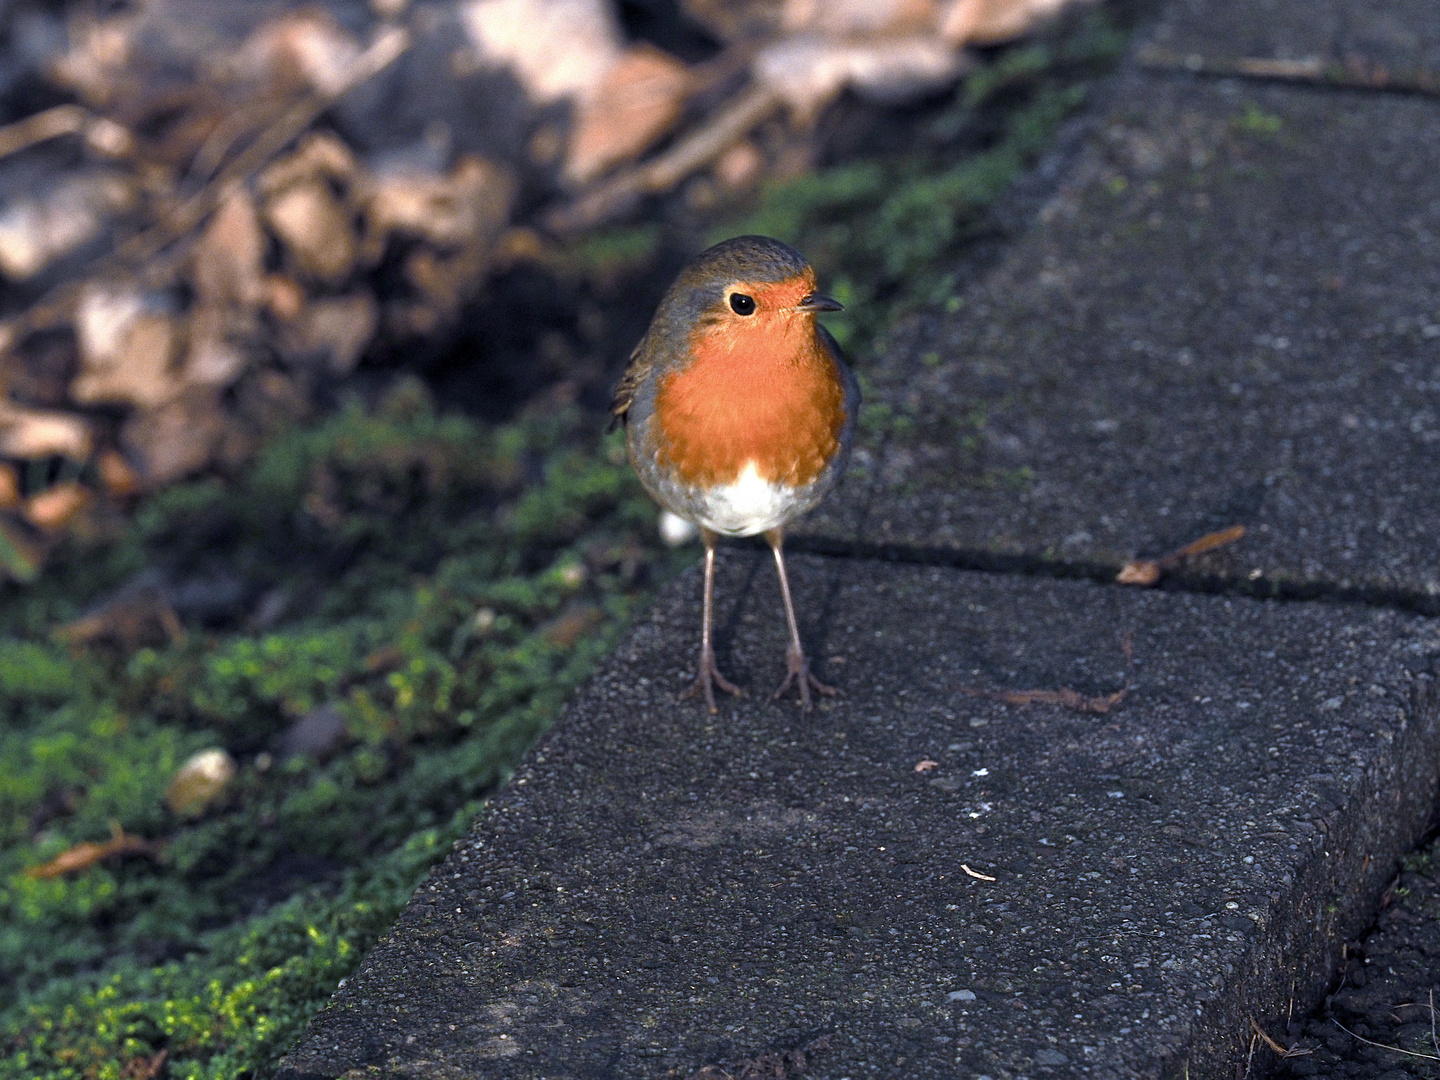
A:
[782, 532, 1440, 622]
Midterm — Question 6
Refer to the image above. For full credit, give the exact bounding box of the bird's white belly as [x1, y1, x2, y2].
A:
[693, 462, 795, 537]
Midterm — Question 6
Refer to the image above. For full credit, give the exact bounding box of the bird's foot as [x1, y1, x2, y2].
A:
[679, 649, 743, 714]
[772, 645, 838, 713]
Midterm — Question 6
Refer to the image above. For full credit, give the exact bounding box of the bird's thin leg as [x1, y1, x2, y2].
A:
[679, 528, 743, 712]
[766, 529, 837, 712]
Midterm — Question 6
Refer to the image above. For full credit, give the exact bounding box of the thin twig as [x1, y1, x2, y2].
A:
[1117, 524, 1246, 586]
[544, 84, 782, 233]
[1332, 1018, 1440, 1062]
[0, 25, 410, 346]
[954, 632, 1135, 715]
[184, 93, 293, 187]
[0, 104, 88, 160]
[122, 25, 410, 271]
[1137, 47, 1440, 98]
[1249, 1018, 1286, 1056]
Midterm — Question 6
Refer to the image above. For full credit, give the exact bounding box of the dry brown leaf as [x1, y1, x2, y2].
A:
[121, 389, 229, 487]
[233, 10, 366, 96]
[263, 179, 358, 285]
[714, 140, 764, 190]
[361, 155, 515, 254]
[282, 294, 379, 376]
[680, 0, 786, 41]
[72, 285, 181, 409]
[545, 85, 781, 232]
[1114, 559, 1161, 587]
[754, 33, 966, 120]
[782, 0, 938, 35]
[257, 133, 359, 197]
[0, 401, 93, 460]
[942, 0, 1093, 45]
[0, 172, 137, 281]
[46, 15, 137, 107]
[23, 482, 90, 531]
[460, 0, 623, 104]
[120, 1049, 168, 1080]
[96, 449, 141, 498]
[0, 462, 19, 510]
[192, 184, 265, 311]
[263, 274, 307, 322]
[27, 821, 161, 879]
[1116, 524, 1247, 587]
[565, 44, 692, 185]
[183, 314, 251, 389]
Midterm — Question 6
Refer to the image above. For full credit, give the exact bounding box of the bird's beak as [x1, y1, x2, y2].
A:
[796, 292, 844, 313]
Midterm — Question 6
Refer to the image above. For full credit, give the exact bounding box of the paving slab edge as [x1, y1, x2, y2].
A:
[1183, 670, 1440, 1077]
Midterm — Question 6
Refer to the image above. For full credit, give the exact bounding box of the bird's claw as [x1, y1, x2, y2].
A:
[679, 651, 743, 713]
[772, 646, 838, 713]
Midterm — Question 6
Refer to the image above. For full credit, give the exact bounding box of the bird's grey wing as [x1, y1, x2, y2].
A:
[607, 338, 651, 433]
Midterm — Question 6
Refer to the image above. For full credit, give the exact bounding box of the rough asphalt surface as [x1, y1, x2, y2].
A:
[1147, 0, 1440, 73]
[800, 35, 1440, 601]
[280, 555, 1440, 1079]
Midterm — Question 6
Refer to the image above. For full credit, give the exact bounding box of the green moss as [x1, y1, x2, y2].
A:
[0, 380, 684, 1078]
[1234, 102, 1283, 136]
[563, 224, 664, 282]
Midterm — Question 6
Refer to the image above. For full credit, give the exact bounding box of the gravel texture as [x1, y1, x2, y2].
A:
[279, 555, 1440, 1080]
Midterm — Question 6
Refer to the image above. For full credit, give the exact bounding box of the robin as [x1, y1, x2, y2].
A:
[609, 235, 859, 713]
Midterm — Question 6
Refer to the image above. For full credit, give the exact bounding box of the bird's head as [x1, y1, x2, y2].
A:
[652, 235, 843, 361]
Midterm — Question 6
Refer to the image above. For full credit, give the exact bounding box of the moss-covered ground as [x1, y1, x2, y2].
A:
[0, 11, 1127, 1078]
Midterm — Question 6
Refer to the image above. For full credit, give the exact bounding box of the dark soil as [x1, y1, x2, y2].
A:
[1277, 838, 1440, 1079]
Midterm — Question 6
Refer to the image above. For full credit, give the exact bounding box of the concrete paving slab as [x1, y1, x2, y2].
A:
[279, 555, 1440, 1080]
[801, 70, 1440, 601]
[1144, 0, 1440, 76]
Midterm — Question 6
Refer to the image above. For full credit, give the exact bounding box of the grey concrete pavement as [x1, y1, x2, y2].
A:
[1147, 0, 1440, 73]
[280, 555, 1440, 1080]
[800, 58, 1440, 601]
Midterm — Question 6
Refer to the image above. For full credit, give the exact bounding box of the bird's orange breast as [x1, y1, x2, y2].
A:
[653, 314, 847, 489]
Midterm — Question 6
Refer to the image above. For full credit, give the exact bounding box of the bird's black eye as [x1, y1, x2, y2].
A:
[729, 293, 756, 316]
